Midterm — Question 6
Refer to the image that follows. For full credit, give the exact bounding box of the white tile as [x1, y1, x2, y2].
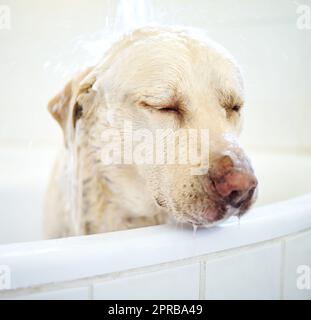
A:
[204, 243, 282, 300]
[283, 231, 311, 300]
[94, 264, 200, 300]
[10, 287, 89, 300]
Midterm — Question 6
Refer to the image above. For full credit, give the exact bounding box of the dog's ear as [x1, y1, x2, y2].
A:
[48, 67, 96, 140]
[48, 79, 73, 131]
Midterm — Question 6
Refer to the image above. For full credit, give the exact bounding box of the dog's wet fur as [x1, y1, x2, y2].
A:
[44, 26, 257, 238]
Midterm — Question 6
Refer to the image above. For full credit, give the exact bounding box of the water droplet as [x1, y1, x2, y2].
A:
[192, 224, 198, 238]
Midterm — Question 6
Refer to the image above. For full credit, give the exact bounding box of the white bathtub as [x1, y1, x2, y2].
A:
[0, 147, 311, 300]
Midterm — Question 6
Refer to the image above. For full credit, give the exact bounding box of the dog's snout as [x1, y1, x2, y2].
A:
[209, 155, 258, 208]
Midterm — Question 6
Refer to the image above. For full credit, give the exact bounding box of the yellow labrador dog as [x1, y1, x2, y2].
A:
[44, 26, 258, 238]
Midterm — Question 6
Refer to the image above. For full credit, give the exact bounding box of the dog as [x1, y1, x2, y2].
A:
[44, 26, 258, 238]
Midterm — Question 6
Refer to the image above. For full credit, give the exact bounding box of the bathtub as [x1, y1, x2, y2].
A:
[0, 146, 311, 300]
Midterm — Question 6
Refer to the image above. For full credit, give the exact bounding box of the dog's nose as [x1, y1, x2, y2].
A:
[209, 155, 258, 208]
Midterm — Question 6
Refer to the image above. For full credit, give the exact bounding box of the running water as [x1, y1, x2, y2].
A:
[64, 0, 156, 235]
[66, 112, 83, 236]
[45, 0, 156, 82]
[114, 0, 155, 33]
[237, 215, 241, 229]
[192, 224, 198, 238]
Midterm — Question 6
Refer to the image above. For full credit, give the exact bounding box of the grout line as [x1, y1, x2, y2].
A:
[280, 240, 287, 300]
[88, 284, 94, 300]
[199, 261, 206, 300]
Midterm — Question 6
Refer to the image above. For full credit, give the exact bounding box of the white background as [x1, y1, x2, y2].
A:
[0, 0, 310, 149]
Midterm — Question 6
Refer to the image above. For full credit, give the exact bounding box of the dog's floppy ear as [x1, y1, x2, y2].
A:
[48, 67, 96, 140]
[48, 79, 73, 131]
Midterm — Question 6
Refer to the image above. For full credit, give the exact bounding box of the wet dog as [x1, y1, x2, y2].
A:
[44, 26, 257, 238]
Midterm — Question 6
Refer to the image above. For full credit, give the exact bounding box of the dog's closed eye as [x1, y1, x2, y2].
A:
[226, 104, 242, 113]
[140, 100, 182, 115]
[217, 89, 243, 118]
[223, 103, 242, 119]
[156, 105, 180, 114]
[231, 105, 241, 112]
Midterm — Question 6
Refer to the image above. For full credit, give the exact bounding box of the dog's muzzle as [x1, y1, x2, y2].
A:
[202, 154, 258, 223]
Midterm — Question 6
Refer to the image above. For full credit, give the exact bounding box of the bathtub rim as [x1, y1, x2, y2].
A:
[0, 193, 311, 291]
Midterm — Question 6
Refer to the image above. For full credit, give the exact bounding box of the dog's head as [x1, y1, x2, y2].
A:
[49, 26, 258, 227]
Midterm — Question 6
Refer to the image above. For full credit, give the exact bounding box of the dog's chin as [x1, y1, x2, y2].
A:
[155, 192, 256, 227]
[178, 187, 258, 227]
[172, 203, 244, 227]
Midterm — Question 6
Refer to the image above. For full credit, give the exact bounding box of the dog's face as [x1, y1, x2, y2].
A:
[50, 27, 258, 227]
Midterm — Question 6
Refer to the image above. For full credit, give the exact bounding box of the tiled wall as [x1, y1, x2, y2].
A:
[203, 242, 282, 300]
[1, 228, 310, 300]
